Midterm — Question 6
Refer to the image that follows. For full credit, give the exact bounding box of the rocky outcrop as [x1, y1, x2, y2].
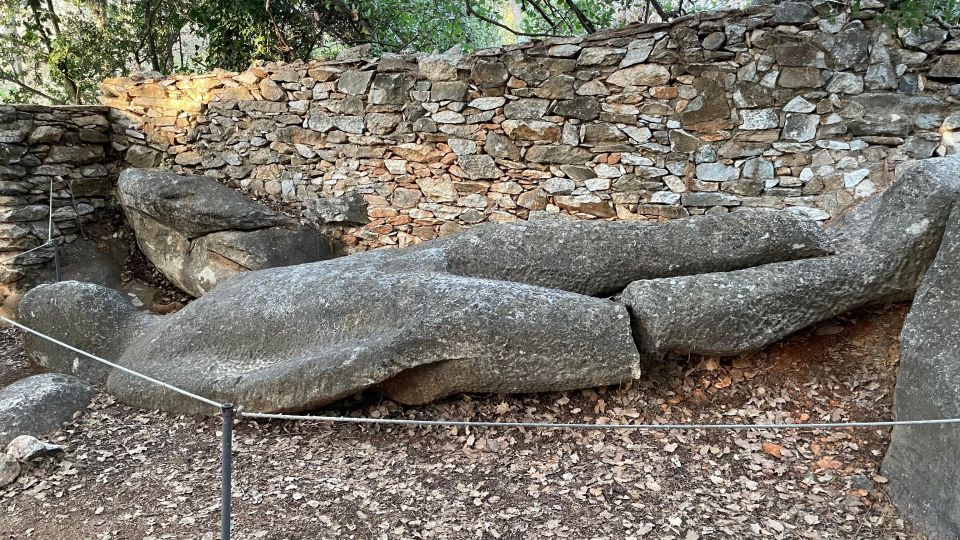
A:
[19, 210, 831, 414]
[882, 206, 960, 540]
[118, 168, 333, 296]
[621, 156, 960, 356]
[0, 373, 95, 446]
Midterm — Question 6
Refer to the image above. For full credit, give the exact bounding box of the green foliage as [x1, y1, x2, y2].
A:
[1, 0, 189, 104]
[872, 0, 960, 28]
[188, 0, 500, 71]
[2, 0, 958, 106]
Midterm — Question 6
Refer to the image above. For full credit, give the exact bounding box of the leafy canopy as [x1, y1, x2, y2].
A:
[1, 0, 956, 105]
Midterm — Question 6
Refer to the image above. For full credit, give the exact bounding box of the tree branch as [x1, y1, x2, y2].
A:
[561, 0, 596, 33]
[0, 70, 64, 104]
[465, 0, 563, 38]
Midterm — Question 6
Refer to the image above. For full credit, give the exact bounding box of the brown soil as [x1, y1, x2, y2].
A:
[0, 304, 918, 539]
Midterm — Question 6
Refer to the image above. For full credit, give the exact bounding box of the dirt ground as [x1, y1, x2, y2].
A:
[0, 304, 919, 539]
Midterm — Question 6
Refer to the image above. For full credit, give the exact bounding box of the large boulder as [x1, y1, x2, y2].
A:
[882, 207, 960, 540]
[118, 169, 332, 297]
[0, 373, 94, 445]
[621, 156, 960, 356]
[19, 211, 832, 414]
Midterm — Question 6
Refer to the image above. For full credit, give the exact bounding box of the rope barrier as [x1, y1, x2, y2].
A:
[3, 316, 960, 431]
[0, 240, 54, 265]
[0, 316, 223, 410]
[238, 411, 960, 430]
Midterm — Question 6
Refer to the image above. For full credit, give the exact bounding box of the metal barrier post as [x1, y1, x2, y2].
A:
[52, 242, 62, 282]
[221, 404, 234, 540]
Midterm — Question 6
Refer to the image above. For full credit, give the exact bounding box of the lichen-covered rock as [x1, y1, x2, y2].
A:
[0, 373, 95, 446]
[622, 155, 960, 356]
[118, 169, 332, 296]
[882, 206, 960, 540]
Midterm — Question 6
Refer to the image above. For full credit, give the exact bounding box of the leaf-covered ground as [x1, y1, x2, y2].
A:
[0, 304, 918, 539]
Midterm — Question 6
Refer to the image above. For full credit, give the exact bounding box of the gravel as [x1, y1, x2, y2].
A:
[0, 304, 918, 539]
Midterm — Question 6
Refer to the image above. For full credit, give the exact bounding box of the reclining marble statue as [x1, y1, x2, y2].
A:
[14, 156, 960, 538]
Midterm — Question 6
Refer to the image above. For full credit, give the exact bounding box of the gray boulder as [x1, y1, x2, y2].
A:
[622, 155, 960, 356]
[882, 207, 960, 540]
[0, 373, 95, 445]
[118, 169, 332, 297]
[19, 281, 156, 384]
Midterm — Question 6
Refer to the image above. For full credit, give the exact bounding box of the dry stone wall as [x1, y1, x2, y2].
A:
[0, 105, 121, 310]
[102, 1, 960, 251]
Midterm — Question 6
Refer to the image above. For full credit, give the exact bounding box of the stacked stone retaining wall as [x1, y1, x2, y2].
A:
[100, 1, 960, 251]
[0, 105, 121, 311]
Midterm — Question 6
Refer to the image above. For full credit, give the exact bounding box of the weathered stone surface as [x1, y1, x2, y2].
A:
[928, 55, 960, 80]
[430, 213, 832, 296]
[606, 65, 670, 87]
[118, 169, 330, 296]
[457, 154, 500, 179]
[551, 97, 599, 120]
[0, 454, 17, 487]
[45, 145, 105, 165]
[782, 113, 819, 142]
[117, 169, 292, 237]
[6, 435, 61, 462]
[778, 67, 822, 88]
[770, 1, 815, 24]
[829, 26, 871, 70]
[258, 78, 285, 101]
[431, 81, 468, 101]
[306, 192, 369, 224]
[525, 145, 592, 164]
[484, 132, 520, 160]
[471, 61, 509, 87]
[504, 99, 550, 120]
[20, 282, 155, 383]
[369, 73, 414, 105]
[883, 206, 960, 540]
[337, 70, 374, 94]
[22, 210, 833, 413]
[740, 109, 779, 130]
[696, 162, 738, 182]
[0, 373, 95, 445]
[623, 155, 960, 356]
[32, 265, 640, 413]
[847, 93, 946, 136]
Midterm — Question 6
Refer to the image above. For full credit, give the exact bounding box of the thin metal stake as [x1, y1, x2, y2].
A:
[221, 404, 234, 540]
[52, 242, 62, 282]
